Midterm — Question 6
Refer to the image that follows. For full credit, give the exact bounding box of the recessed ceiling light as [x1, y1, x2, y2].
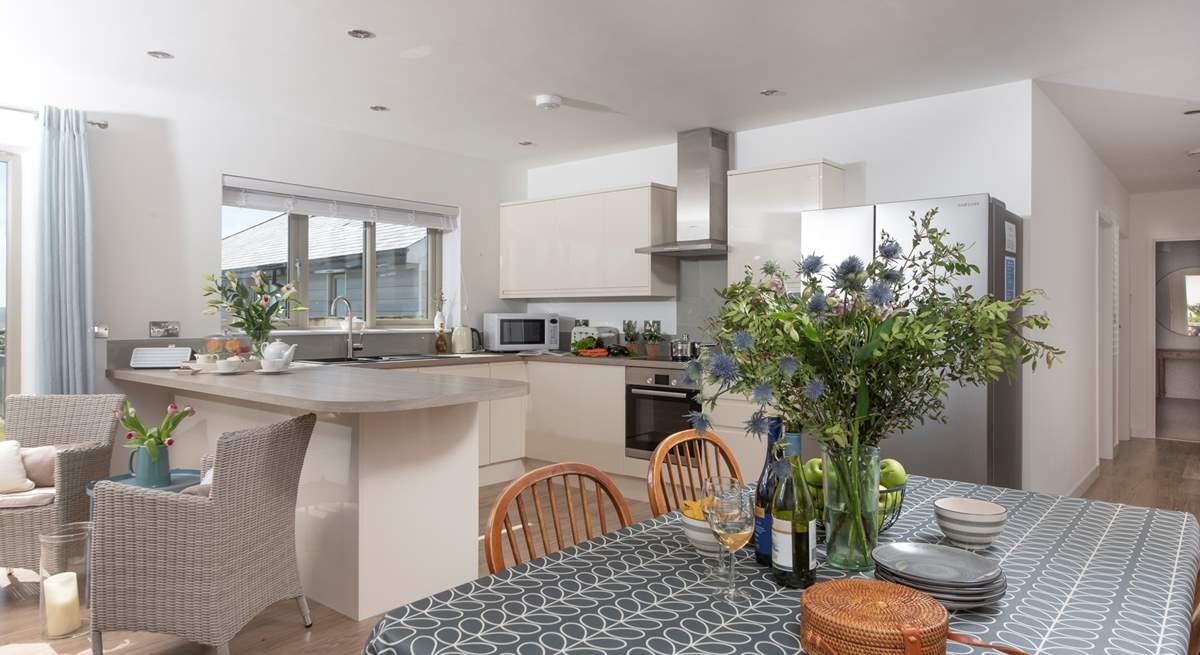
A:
[369, 105, 390, 112]
[347, 29, 376, 39]
[517, 140, 535, 147]
[1185, 109, 1200, 116]
[146, 50, 174, 60]
[759, 89, 783, 97]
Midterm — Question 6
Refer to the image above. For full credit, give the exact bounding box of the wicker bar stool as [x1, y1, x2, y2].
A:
[89, 413, 316, 655]
[0, 394, 123, 574]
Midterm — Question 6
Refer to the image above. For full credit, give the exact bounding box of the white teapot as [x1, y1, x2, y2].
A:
[261, 339, 298, 365]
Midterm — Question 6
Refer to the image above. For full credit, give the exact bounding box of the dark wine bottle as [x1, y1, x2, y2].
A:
[771, 432, 817, 589]
[753, 417, 784, 566]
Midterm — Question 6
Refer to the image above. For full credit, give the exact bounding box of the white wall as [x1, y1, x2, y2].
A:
[1029, 84, 1129, 495]
[523, 81, 1035, 334]
[1, 68, 518, 391]
[1129, 189, 1200, 436]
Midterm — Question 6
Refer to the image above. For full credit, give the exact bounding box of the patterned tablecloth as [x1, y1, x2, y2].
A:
[364, 476, 1200, 655]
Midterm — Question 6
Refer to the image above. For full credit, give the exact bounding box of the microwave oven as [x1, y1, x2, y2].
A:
[481, 313, 570, 352]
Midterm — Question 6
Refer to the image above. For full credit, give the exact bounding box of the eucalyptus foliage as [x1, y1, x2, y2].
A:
[688, 209, 1063, 450]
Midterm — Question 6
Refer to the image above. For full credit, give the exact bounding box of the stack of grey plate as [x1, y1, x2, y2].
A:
[872, 542, 1007, 610]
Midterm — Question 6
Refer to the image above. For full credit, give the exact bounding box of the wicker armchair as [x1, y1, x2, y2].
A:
[90, 413, 316, 655]
[0, 394, 123, 573]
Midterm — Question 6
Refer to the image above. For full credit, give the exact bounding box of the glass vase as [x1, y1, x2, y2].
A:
[39, 522, 92, 640]
[821, 443, 880, 571]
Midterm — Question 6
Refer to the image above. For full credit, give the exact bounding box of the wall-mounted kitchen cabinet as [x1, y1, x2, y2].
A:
[726, 160, 845, 287]
[499, 184, 678, 298]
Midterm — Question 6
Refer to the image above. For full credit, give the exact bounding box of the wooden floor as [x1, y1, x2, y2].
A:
[0, 479, 653, 655]
[1082, 437, 1200, 520]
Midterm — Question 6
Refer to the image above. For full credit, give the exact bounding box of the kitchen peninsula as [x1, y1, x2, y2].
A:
[107, 365, 528, 620]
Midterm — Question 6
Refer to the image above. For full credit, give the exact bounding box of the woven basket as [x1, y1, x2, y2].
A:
[800, 579, 1029, 655]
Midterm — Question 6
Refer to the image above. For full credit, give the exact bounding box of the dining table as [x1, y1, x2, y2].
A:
[363, 475, 1200, 654]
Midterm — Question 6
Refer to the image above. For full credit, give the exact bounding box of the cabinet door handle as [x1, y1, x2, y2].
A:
[630, 388, 692, 399]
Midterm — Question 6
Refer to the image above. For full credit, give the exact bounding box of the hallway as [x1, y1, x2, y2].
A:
[1083, 438, 1200, 519]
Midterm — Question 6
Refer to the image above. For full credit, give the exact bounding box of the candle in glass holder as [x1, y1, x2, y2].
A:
[43, 571, 81, 637]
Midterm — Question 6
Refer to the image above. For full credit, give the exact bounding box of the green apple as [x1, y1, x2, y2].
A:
[801, 458, 824, 486]
[879, 458, 907, 489]
[878, 485, 901, 512]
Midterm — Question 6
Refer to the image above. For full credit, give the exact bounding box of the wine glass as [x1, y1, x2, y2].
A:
[693, 476, 741, 581]
[704, 477, 753, 605]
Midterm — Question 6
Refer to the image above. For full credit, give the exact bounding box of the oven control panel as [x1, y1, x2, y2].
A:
[624, 366, 698, 390]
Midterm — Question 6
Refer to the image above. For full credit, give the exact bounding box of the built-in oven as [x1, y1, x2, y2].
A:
[625, 366, 700, 460]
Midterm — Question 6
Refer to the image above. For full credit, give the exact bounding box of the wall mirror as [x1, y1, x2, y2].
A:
[1156, 266, 1200, 337]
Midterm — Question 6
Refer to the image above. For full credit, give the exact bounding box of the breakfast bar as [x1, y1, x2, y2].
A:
[107, 365, 529, 620]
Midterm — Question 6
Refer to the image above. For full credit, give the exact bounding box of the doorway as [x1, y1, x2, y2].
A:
[1153, 240, 1200, 441]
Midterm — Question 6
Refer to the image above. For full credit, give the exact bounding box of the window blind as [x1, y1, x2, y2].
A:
[222, 175, 459, 231]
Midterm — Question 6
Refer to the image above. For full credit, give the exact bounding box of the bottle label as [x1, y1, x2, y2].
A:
[754, 513, 772, 557]
[808, 519, 819, 569]
[772, 516, 793, 571]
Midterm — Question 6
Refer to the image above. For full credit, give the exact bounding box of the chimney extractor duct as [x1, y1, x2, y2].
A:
[635, 127, 729, 257]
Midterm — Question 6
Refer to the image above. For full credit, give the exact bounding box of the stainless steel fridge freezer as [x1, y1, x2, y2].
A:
[798, 194, 1024, 488]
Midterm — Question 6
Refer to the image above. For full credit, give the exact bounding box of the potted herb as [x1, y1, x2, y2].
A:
[116, 400, 195, 488]
[623, 320, 642, 356]
[687, 209, 1062, 570]
[201, 271, 305, 358]
[642, 322, 664, 359]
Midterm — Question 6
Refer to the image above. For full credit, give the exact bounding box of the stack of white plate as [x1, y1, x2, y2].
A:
[872, 542, 1007, 610]
[933, 497, 1008, 550]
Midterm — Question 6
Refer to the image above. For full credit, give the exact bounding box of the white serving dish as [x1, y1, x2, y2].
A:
[679, 514, 722, 558]
[934, 497, 1007, 550]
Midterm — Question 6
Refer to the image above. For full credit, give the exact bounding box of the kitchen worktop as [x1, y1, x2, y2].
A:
[356, 353, 690, 371]
[107, 365, 528, 414]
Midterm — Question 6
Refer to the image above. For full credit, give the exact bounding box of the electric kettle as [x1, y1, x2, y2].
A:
[451, 326, 483, 354]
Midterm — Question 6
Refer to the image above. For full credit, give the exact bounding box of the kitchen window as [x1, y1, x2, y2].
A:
[219, 176, 455, 329]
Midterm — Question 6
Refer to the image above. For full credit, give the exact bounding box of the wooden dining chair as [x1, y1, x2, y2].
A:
[647, 429, 744, 517]
[484, 462, 633, 574]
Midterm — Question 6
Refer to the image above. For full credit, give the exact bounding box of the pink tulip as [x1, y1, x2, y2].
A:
[185, 407, 195, 417]
[167, 402, 179, 414]
[125, 431, 135, 440]
[164, 438, 175, 447]
[113, 410, 124, 420]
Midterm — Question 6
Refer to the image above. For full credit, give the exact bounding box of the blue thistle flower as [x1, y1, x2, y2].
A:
[751, 382, 774, 406]
[834, 255, 866, 289]
[682, 359, 704, 385]
[761, 260, 783, 277]
[798, 254, 824, 277]
[778, 355, 798, 378]
[807, 292, 828, 315]
[687, 410, 712, 436]
[880, 268, 903, 284]
[706, 353, 738, 382]
[804, 377, 825, 401]
[878, 239, 902, 260]
[732, 331, 753, 352]
[745, 412, 769, 437]
[867, 283, 894, 306]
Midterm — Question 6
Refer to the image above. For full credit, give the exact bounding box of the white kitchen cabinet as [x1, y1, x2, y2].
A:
[705, 385, 769, 480]
[726, 160, 845, 287]
[525, 362, 629, 473]
[417, 364, 493, 464]
[488, 362, 528, 463]
[499, 184, 678, 298]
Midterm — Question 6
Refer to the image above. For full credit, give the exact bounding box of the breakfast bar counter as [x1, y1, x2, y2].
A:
[107, 365, 528, 621]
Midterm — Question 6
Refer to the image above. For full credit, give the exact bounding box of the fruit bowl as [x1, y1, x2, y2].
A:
[678, 514, 722, 558]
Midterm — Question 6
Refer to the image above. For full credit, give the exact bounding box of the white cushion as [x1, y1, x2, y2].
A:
[0, 440, 34, 494]
[201, 468, 214, 486]
[0, 486, 55, 509]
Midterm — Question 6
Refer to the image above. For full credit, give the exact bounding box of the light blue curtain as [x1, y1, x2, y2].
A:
[35, 106, 94, 394]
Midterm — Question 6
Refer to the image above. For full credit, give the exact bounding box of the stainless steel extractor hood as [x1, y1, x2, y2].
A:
[635, 127, 729, 257]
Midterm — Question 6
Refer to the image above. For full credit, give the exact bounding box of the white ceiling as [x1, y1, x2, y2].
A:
[1039, 81, 1200, 194]
[3, 0, 1199, 185]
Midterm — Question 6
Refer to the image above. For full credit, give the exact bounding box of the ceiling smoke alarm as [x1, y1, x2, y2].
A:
[535, 94, 562, 110]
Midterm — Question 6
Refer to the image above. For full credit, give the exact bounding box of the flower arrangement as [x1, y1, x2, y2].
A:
[201, 271, 305, 357]
[685, 208, 1063, 569]
[116, 400, 195, 463]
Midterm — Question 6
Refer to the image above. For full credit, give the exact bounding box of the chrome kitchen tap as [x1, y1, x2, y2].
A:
[330, 296, 364, 359]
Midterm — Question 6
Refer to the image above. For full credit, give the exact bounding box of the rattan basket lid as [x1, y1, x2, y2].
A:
[801, 579, 949, 654]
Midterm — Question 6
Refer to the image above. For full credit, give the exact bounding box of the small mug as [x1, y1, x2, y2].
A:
[195, 353, 218, 365]
[260, 359, 287, 372]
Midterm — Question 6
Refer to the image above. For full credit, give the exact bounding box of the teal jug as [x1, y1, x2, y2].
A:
[129, 446, 172, 488]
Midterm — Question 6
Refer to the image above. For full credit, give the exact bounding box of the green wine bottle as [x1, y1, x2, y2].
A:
[771, 433, 818, 589]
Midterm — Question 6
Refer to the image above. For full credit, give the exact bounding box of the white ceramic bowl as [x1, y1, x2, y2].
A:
[679, 514, 722, 558]
[934, 497, 1007, 551]
[215, 358, 242, 373]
